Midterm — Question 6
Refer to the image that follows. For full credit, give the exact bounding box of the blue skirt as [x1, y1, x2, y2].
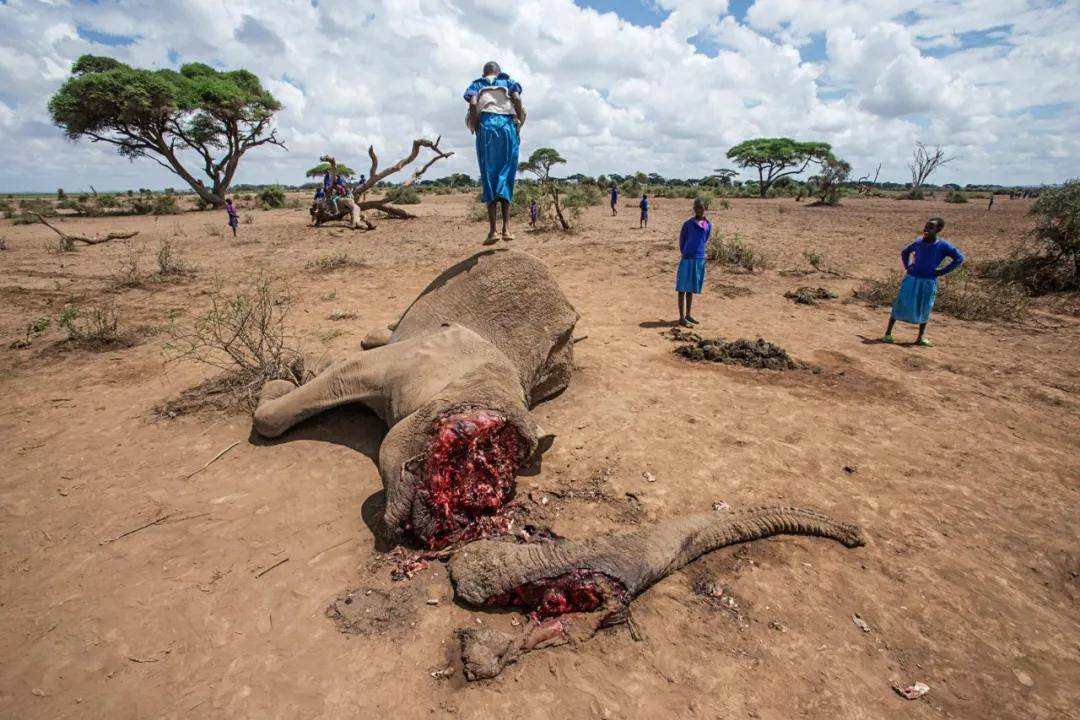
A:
[476, 113, 519, 203]
[892, 274, 937, 324]
[676, 258, 706, 294]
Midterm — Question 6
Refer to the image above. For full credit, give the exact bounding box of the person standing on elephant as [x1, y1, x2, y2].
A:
[465, 61, 525, 245]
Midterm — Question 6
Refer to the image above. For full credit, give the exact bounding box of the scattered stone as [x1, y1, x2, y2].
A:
[852, 613, 871, 633]
[768, 620, 786, 632]
[675, 337, 797, 370]
[31, 688, 45, 697]
[426, 598, 440, 606]
[843, 465, 857, 474]
[642, 471, 656, 483]
[712, 500, 731, 512]
[784, 287, 837, 305]
[894, 681, 930, 700]
[1014, 669, 1034, 687]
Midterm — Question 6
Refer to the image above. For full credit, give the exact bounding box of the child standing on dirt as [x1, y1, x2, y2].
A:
[640, 194, 649, 228]
[226, 198, 239, 237]
[676, 198, 711, 327]
[529, 199, 539, 227]
[882, 217, 965, 347]
[610, 185, 619, 215]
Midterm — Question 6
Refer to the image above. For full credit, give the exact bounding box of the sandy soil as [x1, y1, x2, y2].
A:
[1, 194, 1077, 720]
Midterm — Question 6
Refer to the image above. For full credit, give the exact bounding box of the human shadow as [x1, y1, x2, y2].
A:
[858, 334, 917, 347]
[639, 319, 678, 329]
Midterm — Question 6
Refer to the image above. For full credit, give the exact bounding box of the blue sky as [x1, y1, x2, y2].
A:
[0, 0, 1076, 191]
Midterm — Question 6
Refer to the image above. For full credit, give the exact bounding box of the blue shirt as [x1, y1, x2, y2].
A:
[901, 237, 964, 279]
[679, 217, 711, 259]
[610, 188, 618, 203]
[463, 73, 523, 103]
[640, 198, 649, 212]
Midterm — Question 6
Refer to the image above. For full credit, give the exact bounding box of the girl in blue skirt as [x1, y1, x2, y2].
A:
[676, 198, 711, 327]
[883, 217, 965, 346]
[465, 61, 526, 245]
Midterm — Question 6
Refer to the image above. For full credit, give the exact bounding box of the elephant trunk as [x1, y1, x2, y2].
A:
[450, 506, 865, 617]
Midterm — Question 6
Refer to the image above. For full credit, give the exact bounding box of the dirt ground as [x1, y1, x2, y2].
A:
[1, 193, 1077, 720]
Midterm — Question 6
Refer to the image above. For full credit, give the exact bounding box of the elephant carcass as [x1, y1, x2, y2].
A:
[253, 249, 578, 549]
[449, 506, 866, 679]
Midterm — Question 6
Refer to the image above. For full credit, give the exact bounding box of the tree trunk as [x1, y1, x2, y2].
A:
[549, 183, 570, 230]
[758, 167, 767, 198]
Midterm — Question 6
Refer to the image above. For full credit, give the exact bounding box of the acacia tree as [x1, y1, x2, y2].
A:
[306, 162, 356, 180]
[726, 138, 833, 198]
[519, 147, 570, 230]
[809, 157, 852, 205]
[49, 55, 284, 208]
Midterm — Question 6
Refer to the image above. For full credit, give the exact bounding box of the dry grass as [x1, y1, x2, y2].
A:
[306, 251, 364, 272]
[853, 269, 1029, 322]
[56, 302, 135, 350]
[706, 233, 769, 272]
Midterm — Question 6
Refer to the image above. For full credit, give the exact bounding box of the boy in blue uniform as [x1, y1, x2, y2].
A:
[639, 194, 649, 228]
[610, 185, 619, 215]
[676, 198, 711, 327]
[883, 217, 965, 346]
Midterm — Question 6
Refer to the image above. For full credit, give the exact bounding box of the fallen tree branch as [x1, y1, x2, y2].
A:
[32, 213, 138, 245]
[255, 557, 289, 579]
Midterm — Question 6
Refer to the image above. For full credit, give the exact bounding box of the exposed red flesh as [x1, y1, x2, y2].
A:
[419, 409, 525, 549]
[484, 570, 628, 619]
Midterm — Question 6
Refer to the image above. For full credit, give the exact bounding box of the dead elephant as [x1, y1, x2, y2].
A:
[253, 249, 578, 549]
[451, 505, 866, 679]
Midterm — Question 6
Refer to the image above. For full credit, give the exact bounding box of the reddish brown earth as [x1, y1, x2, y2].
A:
[1, 194, 1077, 719]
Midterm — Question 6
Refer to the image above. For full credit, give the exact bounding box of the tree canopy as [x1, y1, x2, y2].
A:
[306, 162, 357, 179]
[49, 54, 284, 208]
[725, 138, 833, 198]
[519, 148, 566, 182]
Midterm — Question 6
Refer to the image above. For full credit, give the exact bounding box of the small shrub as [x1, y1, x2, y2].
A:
[258, 186, 286, 209]
[194, 197, 212, 211]
[163, 276, 304, 412]
[96, 194, 118, 209]
[0, 236, 7, 251]
[9, 317, 50, 349]
[695, 191, 715, 209]
[0, 200, 12, 218]
[57, 302, 132, 348]
[156, 237, 193, 278]
[57, 189, 66, 200]
[385, 186, 421, 204]
[719, 199, 731, 210]
[896, 189, 925, 200]
[853, 269, 1028, 321]
[307, 251, 364, 272]
[112, 241, 146, 288]
[242, 213, 254, 225]
[328, 310, 358, 321]
[205, 223, 224, 238]
[944, 190, 968, 204]
[706, 233, 768, 272]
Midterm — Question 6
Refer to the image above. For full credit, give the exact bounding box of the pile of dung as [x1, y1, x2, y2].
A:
[675, 337, 796, 370]
[784, 286, 837, 305]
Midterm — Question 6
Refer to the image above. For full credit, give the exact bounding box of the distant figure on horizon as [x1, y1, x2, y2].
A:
[882, 217, 965, 347]
[610, 185, 619, 215]
[226, 198, 239, 237]
[465, 60, 525, 245]
[639, 193, 649, 228]
[676, 198, 711, 328]
[987, 194, 994, 210]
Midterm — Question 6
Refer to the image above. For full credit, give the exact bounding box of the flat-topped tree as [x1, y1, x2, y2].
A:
[306, 162, 356, 180]
[726, 138, 833, 198]
[48, 55, 284, 209]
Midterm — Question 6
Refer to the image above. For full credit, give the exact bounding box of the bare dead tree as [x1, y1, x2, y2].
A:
[32, 213, 138, 247]
[856, 163, 882, 196]
[909, 143, 954, 190]
[312, 137, 454, 230]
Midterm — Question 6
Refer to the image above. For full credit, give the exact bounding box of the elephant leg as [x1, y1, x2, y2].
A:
[252, 348, 393, 438]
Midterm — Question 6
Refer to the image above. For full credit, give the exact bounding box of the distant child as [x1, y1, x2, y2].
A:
[529, 199, 539, 227]
[610, 185, 619, 215]
[676, 198, 710, 327]
[225, 198, 239, 237]
[882, 217, 965, 347]
[639, 194, 649, 228]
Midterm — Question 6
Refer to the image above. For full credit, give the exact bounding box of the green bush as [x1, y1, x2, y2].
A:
[944, 190, 968, 204]
[258, 186, 286, 209]
[385, 186, 421, 204]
